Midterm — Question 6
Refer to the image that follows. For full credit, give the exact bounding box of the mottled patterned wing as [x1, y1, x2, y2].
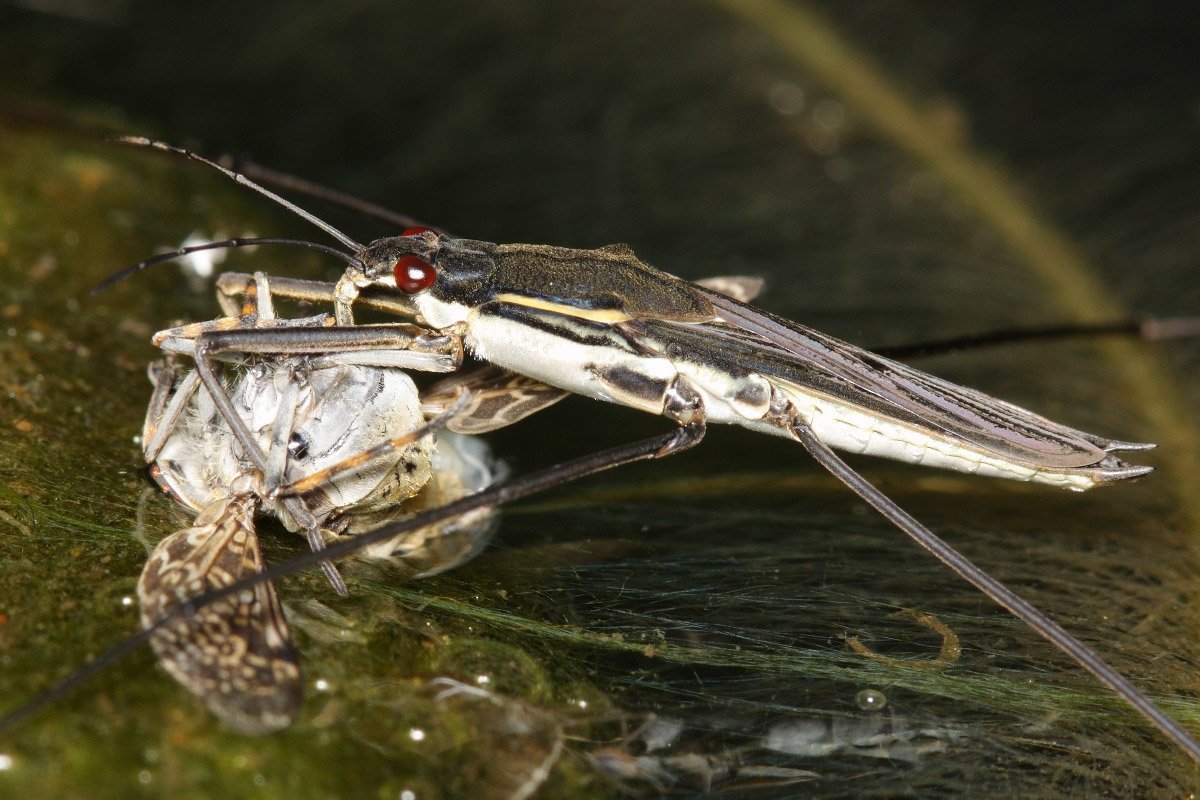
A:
[137, 494, 301, 734]
[423, 365, 570, 434]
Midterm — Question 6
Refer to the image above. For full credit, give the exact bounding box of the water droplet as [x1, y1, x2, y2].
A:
[855, 688, 887, 711]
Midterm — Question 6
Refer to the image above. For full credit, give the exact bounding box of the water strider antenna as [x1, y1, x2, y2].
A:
[219, 153, 449, 234]
[91, 237, 366, 294]
[115, 136, 365, 252]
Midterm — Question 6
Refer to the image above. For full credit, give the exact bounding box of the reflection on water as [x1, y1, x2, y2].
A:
[587, 701, 963, 793]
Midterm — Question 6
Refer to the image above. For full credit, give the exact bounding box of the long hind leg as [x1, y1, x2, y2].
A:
[761, 390, 1200, 762]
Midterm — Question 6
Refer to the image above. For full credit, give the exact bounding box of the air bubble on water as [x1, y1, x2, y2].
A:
[855, 688, 887, 712]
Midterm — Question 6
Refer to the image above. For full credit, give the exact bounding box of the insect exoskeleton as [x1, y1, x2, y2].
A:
[137, 329, 499, 732]
[151, 356, 493, 554]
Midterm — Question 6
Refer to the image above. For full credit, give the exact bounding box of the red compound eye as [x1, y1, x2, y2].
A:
[402, 226, 436, 236]
[394, 255, 437, 294]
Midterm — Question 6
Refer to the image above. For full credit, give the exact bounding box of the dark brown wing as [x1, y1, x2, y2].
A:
[137, 494, 301, 734]
[644, 289, 1151, 473]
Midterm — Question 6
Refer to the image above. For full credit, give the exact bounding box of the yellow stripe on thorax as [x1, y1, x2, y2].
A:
[494, 293, 632, 323]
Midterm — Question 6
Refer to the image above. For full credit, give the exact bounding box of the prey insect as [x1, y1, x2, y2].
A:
[95, 137, 1200, 761]
[136, 273, 499, 732]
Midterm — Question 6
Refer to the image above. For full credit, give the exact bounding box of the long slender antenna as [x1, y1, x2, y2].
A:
[91, 237, 366, 294]
[0, 428, 683, 734]
[220, 154, 452, 235]
[786, 416, 1200, 764]
[114, 137, 364, 252]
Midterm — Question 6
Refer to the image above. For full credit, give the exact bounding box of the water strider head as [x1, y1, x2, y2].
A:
[355, 227, 493, 307]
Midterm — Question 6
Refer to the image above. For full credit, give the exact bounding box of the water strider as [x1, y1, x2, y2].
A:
[4, 137, 1198, 766]
[135, 273, 500, 732]
[92, 137, 1200, 761]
